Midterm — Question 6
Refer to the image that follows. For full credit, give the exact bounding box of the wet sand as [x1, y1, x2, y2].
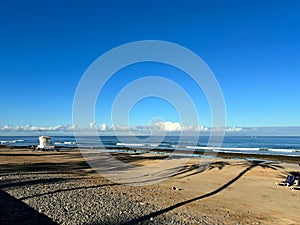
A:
[0, 147, 300, 224]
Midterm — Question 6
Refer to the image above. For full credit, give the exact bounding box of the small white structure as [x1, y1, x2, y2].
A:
[37, 136, 55, 150]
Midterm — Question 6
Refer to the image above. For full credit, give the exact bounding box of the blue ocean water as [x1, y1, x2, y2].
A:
[1, 135, 300, 157]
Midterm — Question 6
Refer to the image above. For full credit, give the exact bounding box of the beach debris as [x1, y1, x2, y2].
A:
[171, 186, 179, 191]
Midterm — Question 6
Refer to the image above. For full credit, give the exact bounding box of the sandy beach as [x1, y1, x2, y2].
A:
[0, 147, 299, 225]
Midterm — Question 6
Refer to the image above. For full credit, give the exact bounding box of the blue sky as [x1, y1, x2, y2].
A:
[0, 0, 300, 134]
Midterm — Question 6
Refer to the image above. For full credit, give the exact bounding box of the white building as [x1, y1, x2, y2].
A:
[37, 136, 55, 150]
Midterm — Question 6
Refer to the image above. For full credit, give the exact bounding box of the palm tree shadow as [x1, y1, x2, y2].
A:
[146, 161, 231, 182]
[122, 160, 283, 225]
[178, 161, 231, 178]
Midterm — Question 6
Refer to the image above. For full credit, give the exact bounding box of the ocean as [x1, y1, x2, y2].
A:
[1, 135, 300, 157]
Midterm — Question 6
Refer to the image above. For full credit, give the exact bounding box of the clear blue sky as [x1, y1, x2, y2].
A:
[1, 0, 300, 130]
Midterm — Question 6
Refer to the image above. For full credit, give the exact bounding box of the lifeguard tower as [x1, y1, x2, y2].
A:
[37, 136, 55, 150]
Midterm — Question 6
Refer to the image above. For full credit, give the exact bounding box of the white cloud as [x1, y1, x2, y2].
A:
[110, 124, 130, 131]
[69, 124, 77, 130]
[0, 124, 77, 132]
[150, 121, 182, 132]
[99, 123, 107, 131]
[226, 127, 243, 132]
[89, 122, 96, 128]
[181, 125, 209, 132]
[1, 125, 12, 131]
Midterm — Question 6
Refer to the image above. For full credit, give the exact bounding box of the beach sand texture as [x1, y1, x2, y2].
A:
[0, 148, 299, 225]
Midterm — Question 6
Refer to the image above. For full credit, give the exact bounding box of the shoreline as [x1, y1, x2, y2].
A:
[1, 145, 300, 164]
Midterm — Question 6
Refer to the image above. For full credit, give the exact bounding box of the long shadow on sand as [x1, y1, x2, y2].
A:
[0, 189, 58, 225]
[122, 160, 283, 225]
[0, 160, 93, 176]
[0, 177, 70, 190]
[19, 182, 120, 201]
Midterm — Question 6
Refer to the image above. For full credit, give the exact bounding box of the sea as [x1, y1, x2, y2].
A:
[1, 135, 300, 157]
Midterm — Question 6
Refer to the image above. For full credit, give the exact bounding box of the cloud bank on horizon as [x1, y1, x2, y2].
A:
[1, 123, 300, 136]
[0, 122, 208, 133]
